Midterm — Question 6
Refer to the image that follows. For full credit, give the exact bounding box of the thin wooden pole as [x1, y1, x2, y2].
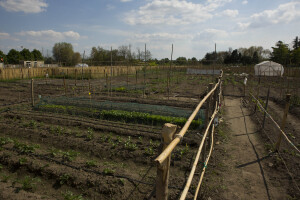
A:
[262, 86, 270, 129]
[143, 44, 146, 98]
[194, 125, 215, 199]
[275, 94, 291, 151]
[205, 83, 213, 126]
[31, 79, 34, 106]
[135, 70, 137, 91]
[63, 75, 67, 95]
[75, 69, 77, 86]
[180, 107, 218, 200]
[254, 76, 261, 111]
[156, 123, 177, 200]
[127, 62, 129, 87]
[110, 47, 112, 97]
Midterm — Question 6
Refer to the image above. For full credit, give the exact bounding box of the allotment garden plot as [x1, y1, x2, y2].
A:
[0, 67, 216, 200]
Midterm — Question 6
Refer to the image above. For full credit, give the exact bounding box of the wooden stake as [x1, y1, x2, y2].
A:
[275, 94, 291, 151]
[75, 69, 77, 86]
[31, 79, 34, 107]
[262, 86, 270, 129]
[135, 70, 137, 91]
[63, 76, 67, 95]
[254, 76, 261, 111]
[156, 123, 177, 200]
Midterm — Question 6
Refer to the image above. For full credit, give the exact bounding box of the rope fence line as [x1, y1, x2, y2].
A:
[155, 78, 221, 165]
[180, 104, 218, 200]
[194, 124, 215, 200]
[250, 93, 300, 154]
[155, 71, 223, 200]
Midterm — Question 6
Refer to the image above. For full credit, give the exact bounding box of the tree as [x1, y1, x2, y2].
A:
[72, 52, 81, 66]
[20, 48, 33, 61]
[176, 57, 187, 65]
[271, 41, 289, 65]
[44, 56, 54, 64]
[252, 51, 259, 64]
[31, 49, 43, 61]
[141, 50, 152, 61]
[291, 48, 300, 66]
[118, 45, 130, 59]
[136, 47, 142, 61]
[52, 42, 74, 66]
[7, 49, 22, 64]
[293, 36, 299, 50]
[90, 46, 111, 65]
[0, 50, 7, 63]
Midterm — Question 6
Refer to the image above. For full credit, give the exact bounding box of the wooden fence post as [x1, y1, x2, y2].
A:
[203, 83, 213, 166]
[88, 78, 91, 94]
[254, 76, 261, 111]
[205, 83, 214, 126]
[262, 86, 270, 129]
[31, 79, 34, 106]
[156, 123, 177, 200]
[135, 70, 138, 91]
[63, 76, 67, 95]
[75, 69, 77, 86]
[275, 94, 291, 151]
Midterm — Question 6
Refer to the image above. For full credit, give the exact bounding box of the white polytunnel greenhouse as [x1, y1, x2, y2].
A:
[254, 61, 284, 76]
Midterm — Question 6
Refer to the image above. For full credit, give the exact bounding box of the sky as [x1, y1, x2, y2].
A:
[0, 0, 299, 59]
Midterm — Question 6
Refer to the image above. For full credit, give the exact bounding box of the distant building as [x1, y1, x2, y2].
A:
[20, 60, 44, 68]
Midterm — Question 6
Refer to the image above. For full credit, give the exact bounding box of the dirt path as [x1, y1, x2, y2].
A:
[220, 97, 286, 200]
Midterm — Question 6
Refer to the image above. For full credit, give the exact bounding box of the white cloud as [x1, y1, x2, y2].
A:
[241, 1, 300, 29]
[106, 4, 115, 10]
[242, 0, 248, 5]
[194, 29, 229, 41]
[17, 30, 81, 40]
[120, 0, 132, 2]
[0, 32, 19, 41]
[0, 32, 10, 39]
[133, 32, 193, 42]
[0, 0, 48, 13]
[218, 9, 239, 17]
[124, 0, 233, 25]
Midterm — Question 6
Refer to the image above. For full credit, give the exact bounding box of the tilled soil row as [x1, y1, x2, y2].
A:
[4, 111, 200, 146]
[0, 147, 144, 200]
[0, 119, 196, 169]
[0, 139, 193, 200]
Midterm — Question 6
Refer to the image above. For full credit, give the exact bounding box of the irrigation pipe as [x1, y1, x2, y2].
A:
[194, 124, 215, 200]
[180, 103, 218, 200]
[155, 79, 221, 164]
[250, 93, 300, 154]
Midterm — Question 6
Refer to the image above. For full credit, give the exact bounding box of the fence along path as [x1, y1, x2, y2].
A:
[250, 93, 300, 153]
[154, 71, 223, 200]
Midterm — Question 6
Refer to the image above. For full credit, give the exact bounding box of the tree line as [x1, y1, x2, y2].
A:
[0, 48, 43, 64]
[0, 36, 299, 67]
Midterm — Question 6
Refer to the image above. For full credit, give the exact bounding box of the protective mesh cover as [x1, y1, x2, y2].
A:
[36, 96, 204, 119]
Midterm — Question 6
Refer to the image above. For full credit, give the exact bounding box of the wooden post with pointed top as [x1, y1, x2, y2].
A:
[156, 123, 177, 200]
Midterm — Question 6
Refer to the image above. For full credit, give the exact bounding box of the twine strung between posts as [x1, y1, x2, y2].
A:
[250, 93, 300, 154]
[194, 125, 215, 200]
[180, 102, 219, 200]
[155, 78, 222, 164]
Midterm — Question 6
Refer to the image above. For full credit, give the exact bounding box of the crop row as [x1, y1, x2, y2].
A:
[36, 104, 202, 129]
